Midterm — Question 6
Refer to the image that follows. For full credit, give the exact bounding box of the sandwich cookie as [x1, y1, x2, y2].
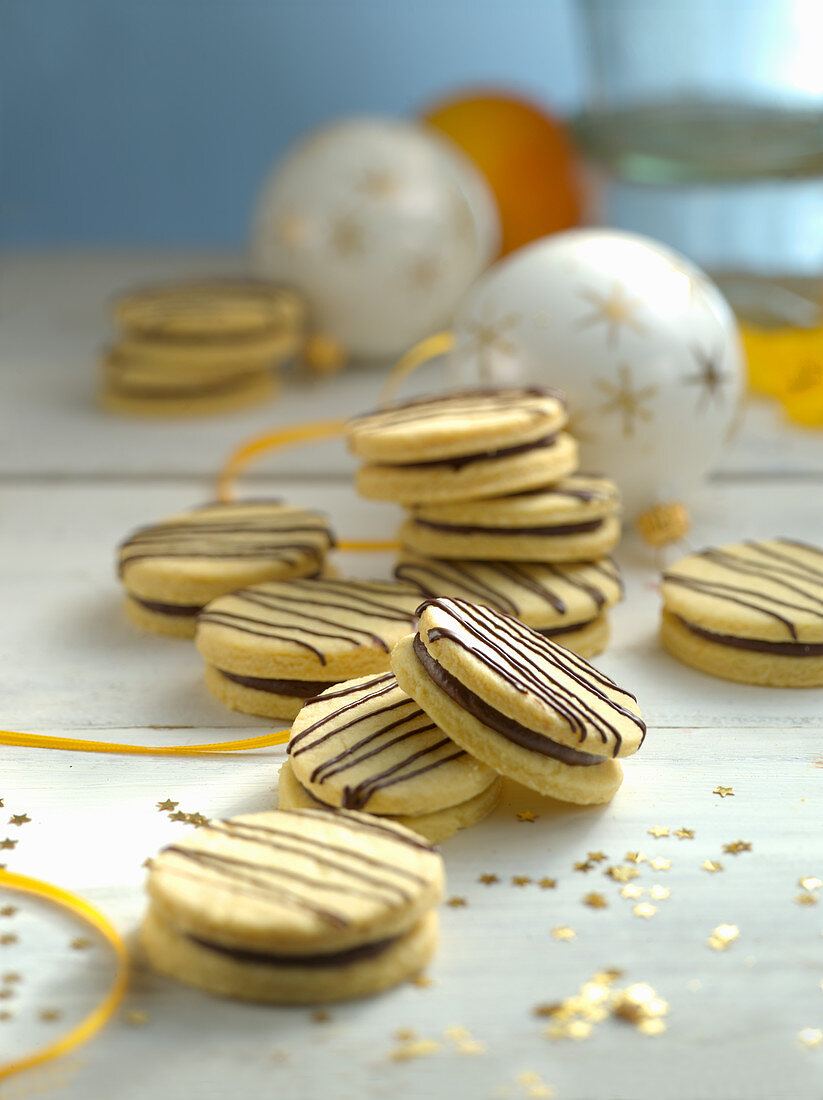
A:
[195, 580, 421, 719]
[101, 357, 277, 418]
[399, 474, 621, 561]
[141, 808, 443, 1004]
[661, 538, 823, 687]
[347, 388, 576, 504]
[118, 500, 333, 638]
[394, 553, 624, 657]
[392, 598, 645, 805]
[280, 674, 501, 842]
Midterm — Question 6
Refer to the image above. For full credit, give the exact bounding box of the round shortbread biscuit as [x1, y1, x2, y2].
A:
[394, 554, 623, 630]
[103, 347, 272, 388]
[391, 634, 623, 805]
[196, 579, 421, 717]
[123, 594, 202, 639]
[661, 610, 823, 688]
[145, 808, 444, 953]
[140, 905, 438, 1005]
[277, 760, 502, 844]
[118, 501, 333, 609]
[101, 371, 277, 418]
[113, 279, 304, 339]
[536, 613, 611, 659]
[346, 388, 567, 464]
[356, 432, 578, 505]
[400, 514, 621, 563]
[287, 674, 496, 815]
[116, 325, 299, 367]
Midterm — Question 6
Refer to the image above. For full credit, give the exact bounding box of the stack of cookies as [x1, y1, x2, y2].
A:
[101, 279, 305, 416]
[346, 388, 624, 657]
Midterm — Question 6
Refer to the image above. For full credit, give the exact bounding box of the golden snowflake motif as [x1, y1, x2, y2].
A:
[683, 345, 730, 410]
[460, 311, 521, 379]
[576, 282, 646, 346]
[329, 213, 366, 258]
[358, 168, 401, 198]
[595, 365, 658, 438]
[406, 255, 440, 292]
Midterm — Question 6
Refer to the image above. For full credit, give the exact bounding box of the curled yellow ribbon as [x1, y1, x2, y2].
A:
[0, 870, 129, 1081]
[378, 331, 455, 406]
[0, 728, 289, 756]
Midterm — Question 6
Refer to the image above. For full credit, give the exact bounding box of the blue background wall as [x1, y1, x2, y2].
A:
[0, 0, 583, 246]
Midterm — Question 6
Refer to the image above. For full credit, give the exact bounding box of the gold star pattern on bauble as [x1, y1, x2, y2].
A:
[684, 345, 730, 410]
[276, 212, 310, 253]
[595, 364, 657, 438]
[577, 281, 646, 346]
[406, 255, 440, 292]
[329, 213, 366, 258]
[358, 168, 401, 198]
[462, 313, 521, 378]
[714, 786, 735, 798]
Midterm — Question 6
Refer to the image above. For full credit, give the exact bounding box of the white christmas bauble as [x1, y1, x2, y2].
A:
[449, 228, 745, 517]
[251, 117, 499, 359]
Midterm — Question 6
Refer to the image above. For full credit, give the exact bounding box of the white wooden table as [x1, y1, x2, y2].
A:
[1, 253, 822, 1100]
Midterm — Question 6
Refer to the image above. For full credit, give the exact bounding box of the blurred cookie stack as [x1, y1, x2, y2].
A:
[101, 279, 305, 416]
[345, 388, 624, 657]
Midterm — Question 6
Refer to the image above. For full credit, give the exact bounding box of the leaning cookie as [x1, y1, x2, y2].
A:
[195, 579, 421, 719]
[348, 388, 576, 504]
[394, 553, 623, 657]
[392, 598, 645, 805]
[281, 674, 501, 841]
[399, 474, 621, 561]
[118, 500, 334, 638]
[661, 538, 823, 687]
[141, 808, 443, 1004]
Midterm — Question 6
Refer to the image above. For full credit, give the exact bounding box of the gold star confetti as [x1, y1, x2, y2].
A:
[394, 1028, 417, 1041]
[595, 364, 657, 437]
[702, 859, 723, 873]
[796, 893, 818, 907]
[573, 860, 594, 873]
[329, 213, 365, 258]
[621, 885, 643, 900]
[125, 1009, 149, 1026]
[0, 935, 18, 946]
[2, 973, 20, 984]
[462, 313, 521, 378]
[185, 812, 209, 828]
[551, 925, 576, 942]
[604, 865, 639, 883]
[8, 814, 30, 826]
[577, 281, 645, 345]
[649, 857, 671, 871]
[722, 840, 752, 855]
[456, 1039, 485, 1056]
[613, 982, 669, 1032]
[512, 875, 531, 887]
[587, 851, 608, 863]
[583, 892, 608, 909]
[800, 877, 822, 892]
[390, 1038, 441, 1062]
[0, 800, 3, 807]
[0, 1011, 12, 1022]
[0, 907, 17, 918]
[684, 346, 730, 410]
[798, 1027, 823, 1050]
[446, 897, 467, 908]
[633, 903, 658, 920]
[708, 923, 739, 951]
[0, 839, 17, 851]
[713, 785, 734, 798]
[537, 878, 557, 890]
[39, 1008, 61, 1022]
[169, 811, 188, 822]
[410, 975, 433, 988]
[533, 1003, 563, 1018]
[673, 828, 695, 840]
[444, 1025, 471, 1042]
[647, 826, 669, 839]
[516, 810, 538, 823]
[625, 851, 647, 864]
[515, 1071, 555, 1098]
[649, 885, 671, 901]
[70, 936, 91, 950]
[478, 873, 499, 885]
[156, 799, 178, 812]
[312, 1010, 331, 1024]
[0, 990, 13, 1001]
[407, 256, 440, 292]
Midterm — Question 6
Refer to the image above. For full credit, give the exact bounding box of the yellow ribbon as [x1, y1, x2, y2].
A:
[0, 870, 129, 1082]
[0, 728, 289, 756]
[378, 331, 455, 406]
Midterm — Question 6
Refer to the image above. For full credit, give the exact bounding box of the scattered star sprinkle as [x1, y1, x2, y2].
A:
[713, 786, 734, 798]
[540, 970, 665, 1043]
[587, 851, 608, 863]
[583, 892, 608, 909]
[650, 857, 671, 871]
[444, 1025, 471, 1042]
[156, 799, 178, 812]
[142, 858, 153, 870]
[8, 815, 30, 826]
[0, 1011, 12, 1022]
[39, 1008, 61, 1022]
[516, 811, 538, 823]
[312, 1010, 331, 1024]
[798, 1028, 823, 1050]
[573, 861, 594, 873]
[551, 926, 576, 941]
[390, 1037, 441, 1062]
[125, 1009, 149, 1026]
[185, 812, 209, 828]
[537, 878, 557, 890]
[0, 935, 18, 946]
[446, 897, 467, 908]
[613, 982, 669, 1034]
[70, 937, 92, 950]
[533, 1003, 563, 1018]
[0, 907, 17, 918]
[702, 860, 724, 873]
[634, 903, 658, 919]
[722, 840, 752, 855]
[800, 877, 822, 892]
[0, 990, 13, 1001]
[512, 876, 532, 887]
[410, 975, 433, 988]
[604, 865, 639, 883]
[796, 893, 818, 907]
[456, 1039, 485, 1056]
[514, 1071, 555, 1098]
[673, 828, 695, 840]
[394, 1028, 417, 1041]
[478, 873, 499, 885]
[0, 839, 17, 851]
[621, 885, 643, 900]
[647, 826, 669, 838]
[708, 923, 739, 950]
[649, 885, 671, 901]
[169, 811, 188, 822]
[2, 973, 20, 984]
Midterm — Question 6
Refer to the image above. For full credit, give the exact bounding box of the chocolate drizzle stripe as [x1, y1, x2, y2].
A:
[289, 680, 402, 751]
[675, 615, 823, 656]
[348, 387, 565, 429]
[413, 635, 605, 766]
[187, 931, 400, 969]
[412, 518, 604, 538]
[292, 808, 437, 851]
[303, 673, 395, 705]
[380, 433, 558, 471]
[218, 670, 338, 697]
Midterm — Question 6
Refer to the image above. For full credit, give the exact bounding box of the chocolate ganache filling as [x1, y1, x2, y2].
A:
[131, 595, 202, 617]
[412, 634, 605, 767]
[218, 670, 338, 696]
[676, 615, 823, 657]
[412, 518, 604, 538]
[536, 618, 597, 639]
[188, 932, 400, 968]
[386, 433, 558, 471]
